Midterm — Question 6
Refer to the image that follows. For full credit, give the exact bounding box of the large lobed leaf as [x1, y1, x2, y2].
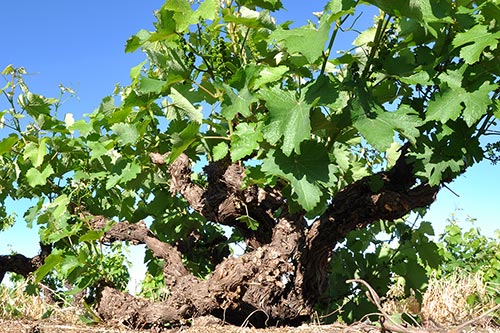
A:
[259, 86, 312, 156]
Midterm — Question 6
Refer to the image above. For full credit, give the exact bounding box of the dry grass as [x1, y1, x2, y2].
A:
[0, 277, 81, 324]
[1, 271, 499, 332]
[384, 270, 500, 327]
[421, 271, 499, 326]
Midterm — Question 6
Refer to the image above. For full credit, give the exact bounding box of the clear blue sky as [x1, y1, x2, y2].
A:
[1, 1, 498, 287]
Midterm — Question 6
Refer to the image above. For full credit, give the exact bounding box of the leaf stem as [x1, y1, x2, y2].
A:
[320, 15, 349, 77]
[203, 135, 231, 141]
[361, 11, 389, 79]
[192, 80, 218, 100]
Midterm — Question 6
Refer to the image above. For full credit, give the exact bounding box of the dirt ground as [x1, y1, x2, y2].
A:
[2, 319, 500, 333]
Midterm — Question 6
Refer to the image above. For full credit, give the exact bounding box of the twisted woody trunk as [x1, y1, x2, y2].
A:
[91, 149, 438, 328]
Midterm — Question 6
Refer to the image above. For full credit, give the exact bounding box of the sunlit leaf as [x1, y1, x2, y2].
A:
[262, 141, 332, 211]
[259, 86, 311, 156]
[0, 135, 18, 155]
[230, 123, 263, 161]
[111, 123, 139, 146]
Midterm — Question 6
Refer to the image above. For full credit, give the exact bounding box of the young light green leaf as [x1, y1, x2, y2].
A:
[237, 215, 260, 231]
[111, 123, 139, 146]
[240, 0, 283, 11]
[79, 230, 105, 243]
[270, 21, 330, 63]
[453, 24, 500, 64]
[26, 165, 54, 187]
[223, 6, 276, 29]
[221, 85, 256, 120]
[130, 60, 147, 82]
[138, 77, 168, 94]
[35, 252, 63, 283]
[365, 0, 451, 23]
[253, 66, 289, 89]
[165, 0, 218, 32]
[230, 123, 262, 162]
[259, 86, 311, 156]
[125, 29, 151, 53]
[195, 0, 219, 21]
[46, 194, 70, 220]
[17, 92, 53, 117]
[88, 140, 113, 161]
[121, 162, 141, 184]
[169, 88, 203, 123]
[24, 139, 48, 167]
[213, 142, 229, 161]
[0, 134, 18, 155]
[386, 142, 402, 169]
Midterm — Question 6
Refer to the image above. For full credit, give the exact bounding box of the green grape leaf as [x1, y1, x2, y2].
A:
[223, 6, 276, 29]
[26, 165, 54, 187]
[253, 66, 289, 89]
[23, 139, 48, 168]
[88, 140, 113, 161]
[259, 86, 311, 156]
[96, 96, 116, 117]
[462, 81, 498, 126]
[262, 141, 332, 211]
[196, 0, 219, 21]
[427, 69, 496, 126]
[453, 24, 500, 64]
[0, 134, 18, 155]
[106, 162, 141, 189]
[426, 86, 463, 123]
[236, 215, 260, 231]
[17, 92, 53, 117]
[270, 21, 330, 63]
[168, 122, 200, 163]
[364, 0, 451, 23]
[79, 230, 105, 243]
[35, 251, 63, 283]
[49, 194, 70, 219]
[69, 120, 93, 137]
[169, 88, 203, 123]
[325, 0, 357, 21]
[125, 30, 151, 53]
[111, 123, 139, 146]
[165, 0, 218, 32]
[405, 261, 428, 289]
[236, 0, 283, 11]
[230, 123, 263, 162]
[351, 97, 422, 151]
[121, 162, 141, 183]
[138, 77, 168, 94]
[213, 142, 229, 161]
[221, 85, 256, 120]
[130, 60, 147, 82]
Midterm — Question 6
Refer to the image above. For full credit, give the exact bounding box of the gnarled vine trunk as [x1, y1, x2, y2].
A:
[0, 149, 438, 328]
[93, 150, 438, 328]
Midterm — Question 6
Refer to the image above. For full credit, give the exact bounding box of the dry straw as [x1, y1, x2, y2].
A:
[384, 270, 499, 327]
[0, 276, 81, 324]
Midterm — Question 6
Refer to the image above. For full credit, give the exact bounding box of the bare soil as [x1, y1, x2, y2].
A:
[2, 319, 500, 333]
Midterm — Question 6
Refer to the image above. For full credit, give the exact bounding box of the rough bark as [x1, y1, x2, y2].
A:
[95, 150, 438, 328]
[0, 149, 439, 329]
[0, 243, 51, 283]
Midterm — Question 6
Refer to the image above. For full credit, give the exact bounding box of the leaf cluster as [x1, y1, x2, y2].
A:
[318, 218, 440, 323]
